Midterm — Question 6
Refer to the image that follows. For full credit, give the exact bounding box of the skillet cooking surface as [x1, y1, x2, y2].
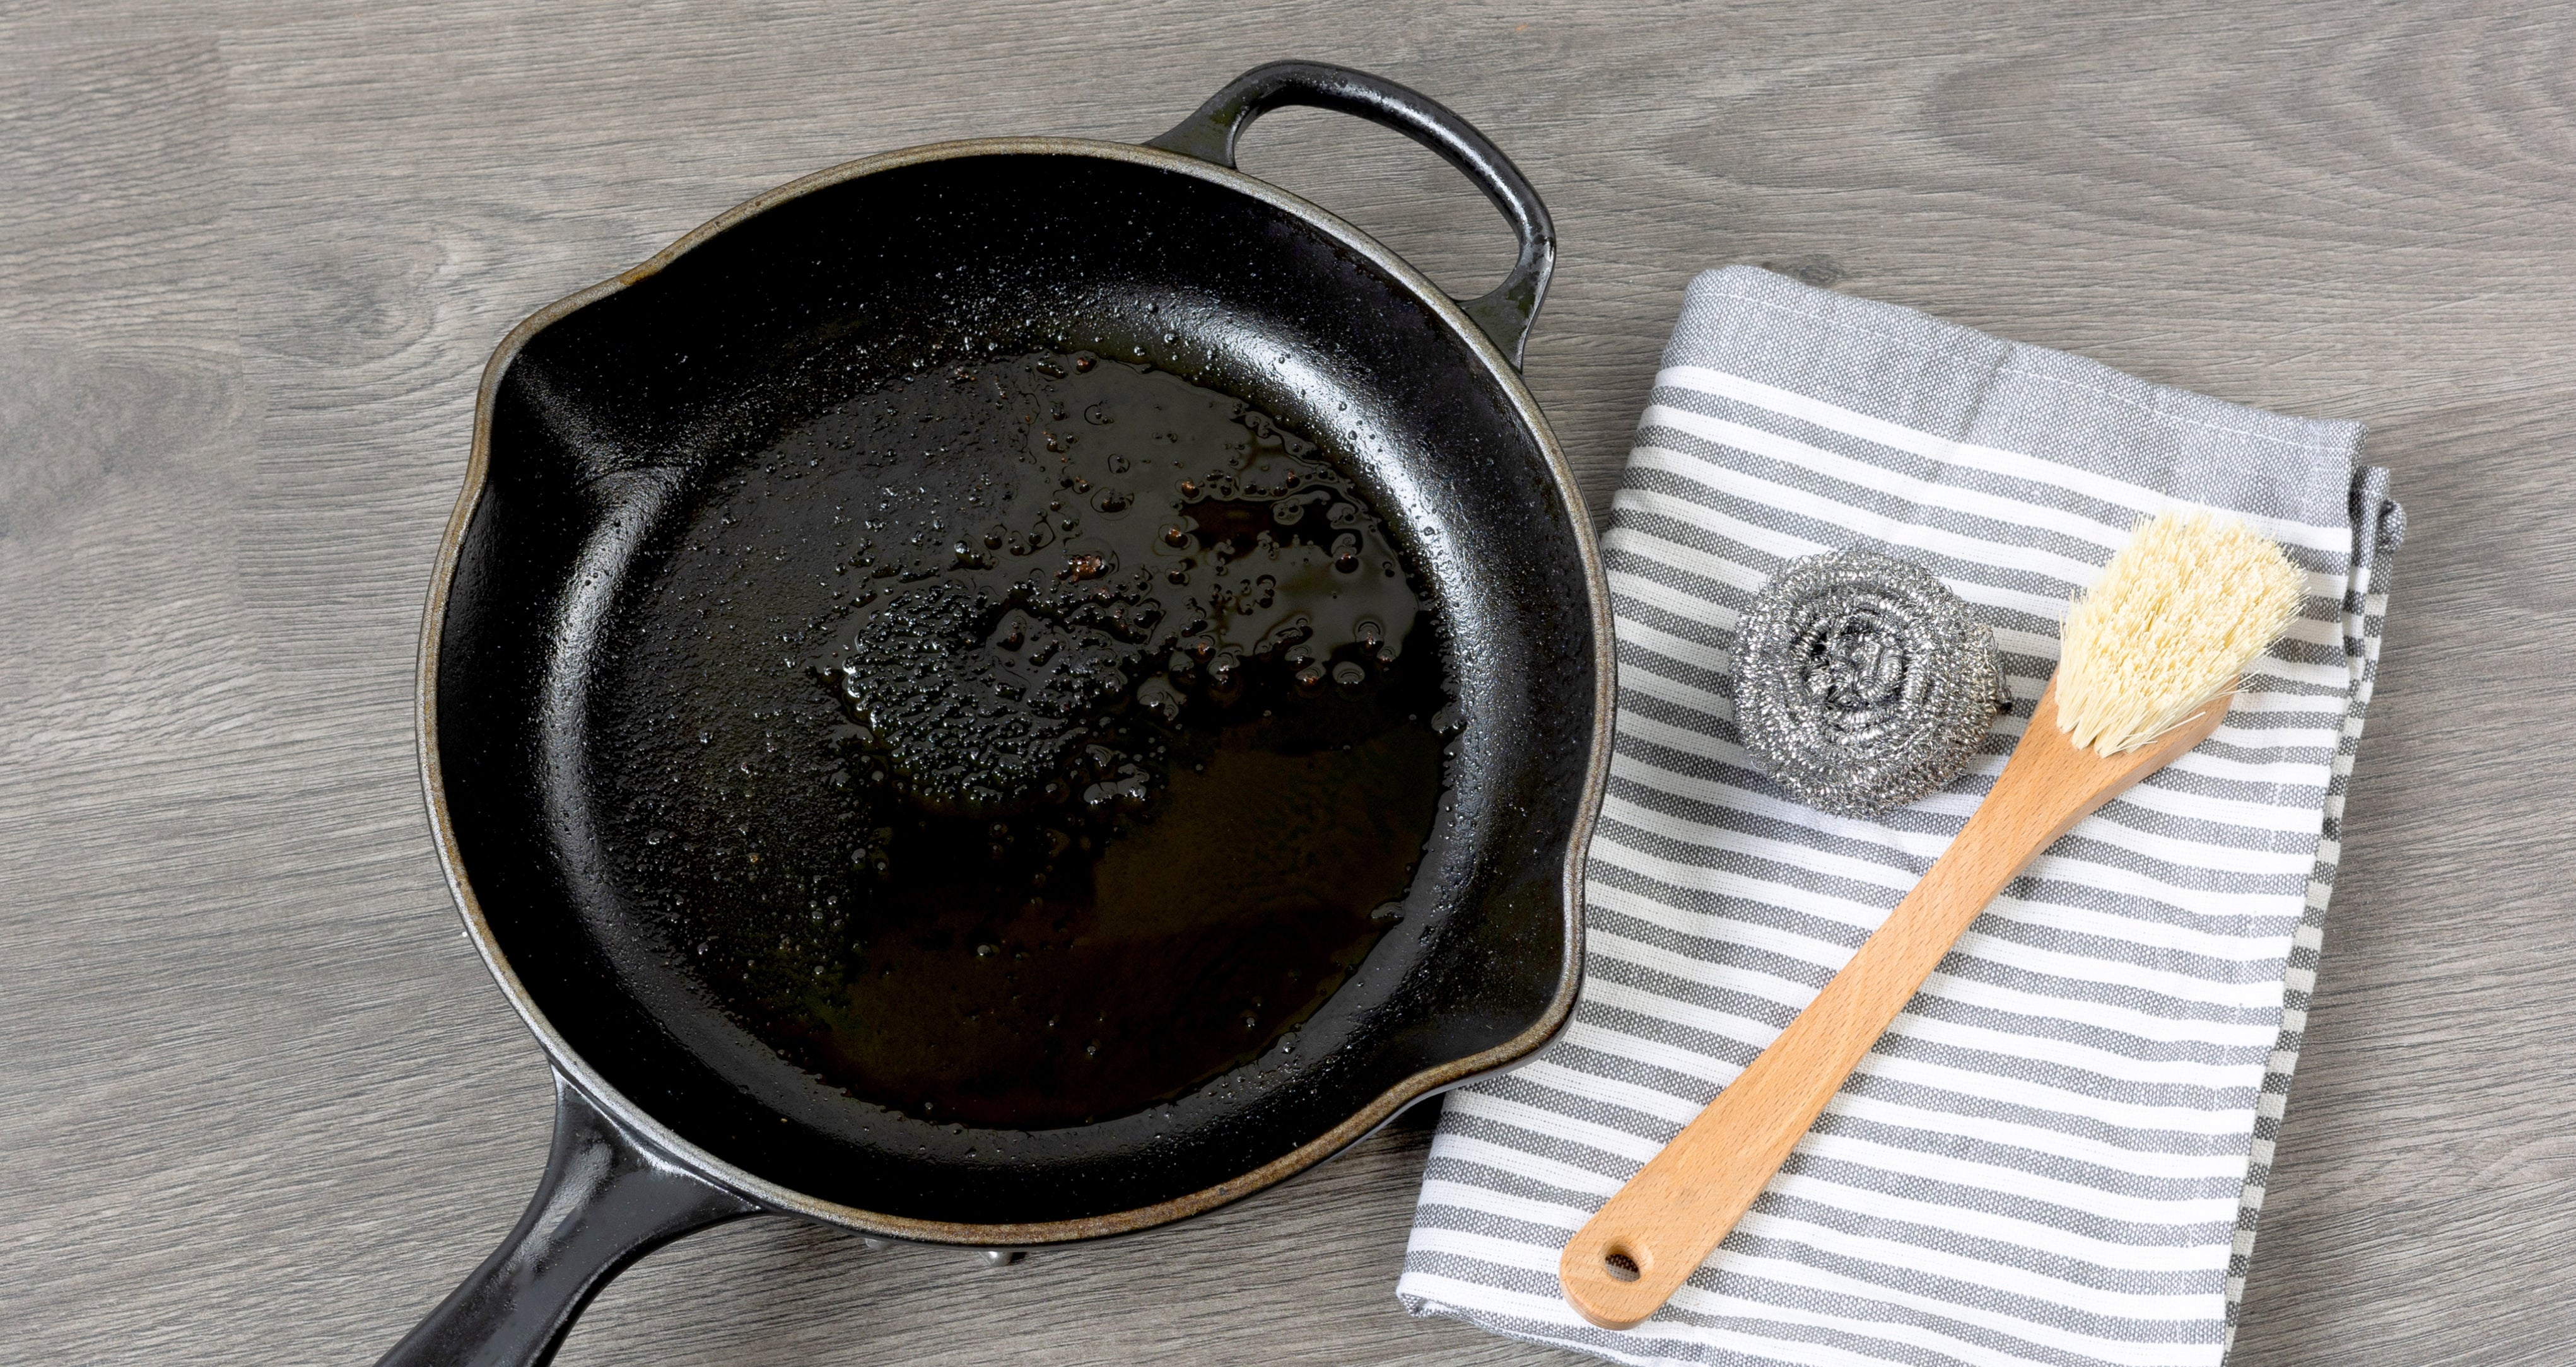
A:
[436, 148, 1598, 1226]
[624, 351, 1459, 1132]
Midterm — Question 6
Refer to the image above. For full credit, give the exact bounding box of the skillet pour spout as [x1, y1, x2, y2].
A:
[393, 59, 1612, 1365]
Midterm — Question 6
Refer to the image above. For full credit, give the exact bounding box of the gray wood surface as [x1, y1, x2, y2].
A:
[3, 3, 2568, 1363]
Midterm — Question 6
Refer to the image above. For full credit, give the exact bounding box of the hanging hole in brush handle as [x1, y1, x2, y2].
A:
[1147, 60, 1556, 369]
[375, 1072, 764, 1367]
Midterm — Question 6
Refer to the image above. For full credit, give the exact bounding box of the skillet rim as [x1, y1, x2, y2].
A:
[415, 133, 1616, 1245]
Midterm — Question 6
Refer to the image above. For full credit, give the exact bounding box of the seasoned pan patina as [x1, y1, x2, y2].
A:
[392, 61, 1613, 1367]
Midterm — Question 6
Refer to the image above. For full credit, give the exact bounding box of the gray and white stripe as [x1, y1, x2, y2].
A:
[1397, 267, 2403, 1367]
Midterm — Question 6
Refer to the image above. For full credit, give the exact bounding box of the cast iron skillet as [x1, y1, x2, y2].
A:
[391, 61, 1613, 1365]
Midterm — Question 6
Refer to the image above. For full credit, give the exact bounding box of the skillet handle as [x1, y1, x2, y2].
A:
[1148, 60, 1556, 369]
[376, 1071, 763, 1367]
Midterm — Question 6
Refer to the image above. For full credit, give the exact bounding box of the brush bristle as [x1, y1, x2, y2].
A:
[2054, 509, 2307, 755]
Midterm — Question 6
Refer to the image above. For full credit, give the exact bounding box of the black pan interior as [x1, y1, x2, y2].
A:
[436, 149, 1598, 1228]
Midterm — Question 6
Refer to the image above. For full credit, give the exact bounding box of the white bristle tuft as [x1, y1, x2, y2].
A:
[2054, 509, 2307, 755]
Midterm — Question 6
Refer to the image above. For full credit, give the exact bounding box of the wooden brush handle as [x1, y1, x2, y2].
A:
[1557, 682, 2232, 1330]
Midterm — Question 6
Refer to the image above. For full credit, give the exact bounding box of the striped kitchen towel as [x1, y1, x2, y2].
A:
[1398, 265, 2404, 1367]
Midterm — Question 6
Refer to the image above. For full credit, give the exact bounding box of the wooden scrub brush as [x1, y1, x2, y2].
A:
[1558, 508, 2309, 1330]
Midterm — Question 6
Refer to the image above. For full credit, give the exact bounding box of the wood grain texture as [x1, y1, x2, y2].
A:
[0, 3, 2567, 1364]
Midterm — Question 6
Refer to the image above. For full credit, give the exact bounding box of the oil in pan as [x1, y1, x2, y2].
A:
[597, 352, 1454, 1131]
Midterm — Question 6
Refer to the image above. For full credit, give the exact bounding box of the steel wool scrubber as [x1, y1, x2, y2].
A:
[1730, 550, 2010, 817]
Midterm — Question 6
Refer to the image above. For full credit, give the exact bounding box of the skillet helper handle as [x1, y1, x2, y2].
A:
[1559, 684, 2235, 1329]
[377, 1072, 762, 1367]
[1149, 60, 1555, 368]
